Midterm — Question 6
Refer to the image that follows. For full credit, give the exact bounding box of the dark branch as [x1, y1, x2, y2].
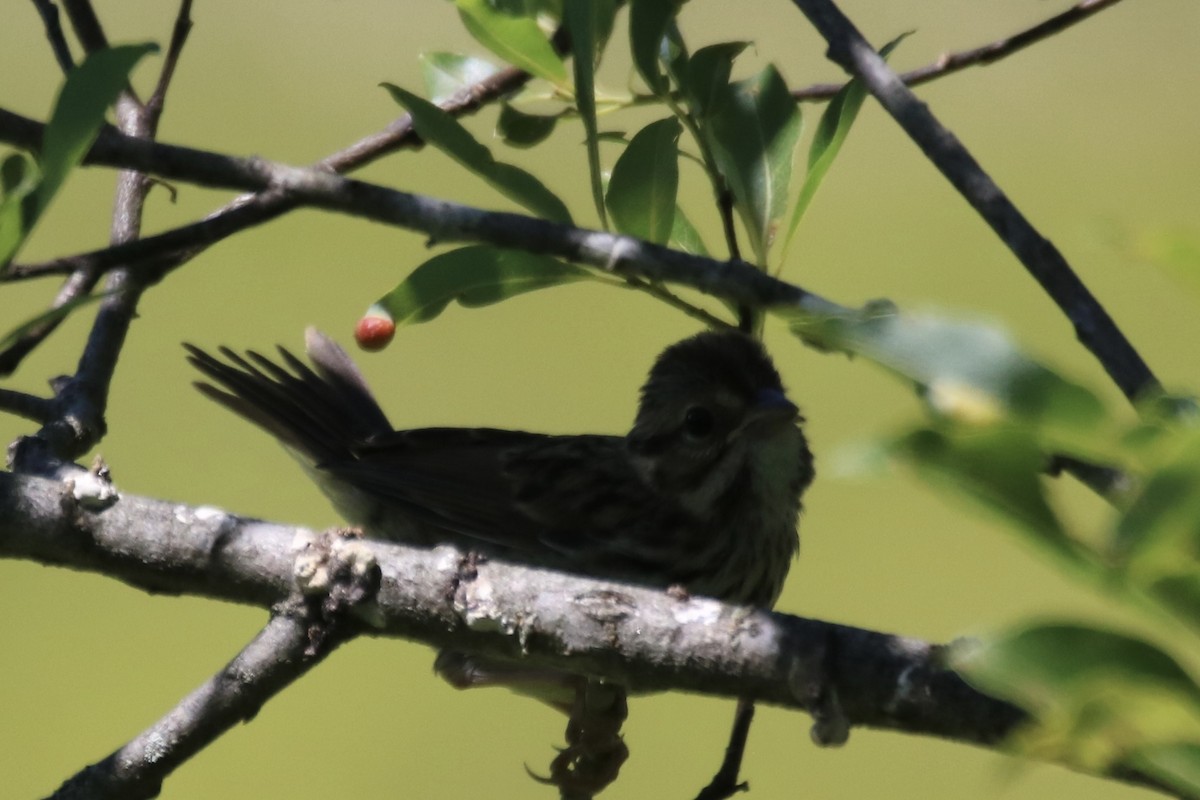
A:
[791, 0, 1128, 102]
[0, 388, 53, 423]
[0, 107, 839, 320]
[59, 0, 108, 55]
[30, 0, 75, 72]
[788, 0, 1158, 404]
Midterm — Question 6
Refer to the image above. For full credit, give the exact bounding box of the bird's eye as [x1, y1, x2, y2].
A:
[683, 406, 716, 439]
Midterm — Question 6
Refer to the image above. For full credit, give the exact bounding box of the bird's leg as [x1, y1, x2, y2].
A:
[693, 697, 755, 800]
[539, 678, 629, 800]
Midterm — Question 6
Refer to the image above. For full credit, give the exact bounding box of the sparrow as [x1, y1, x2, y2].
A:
[184, 328, 814, 609]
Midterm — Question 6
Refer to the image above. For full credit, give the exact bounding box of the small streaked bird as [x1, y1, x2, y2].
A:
[185, 328, 814, 610]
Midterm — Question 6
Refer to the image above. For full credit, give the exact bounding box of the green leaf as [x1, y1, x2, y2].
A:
[0, 44, 156, 267]
[629, 0, 682, 95]
[372, 245, 595, 326]
[496, 103, 560, 148]
[563, 0, 614, 229]
[780, 34, 907, 263]
[1113, 430, 1200, 627]
[684, 42, 747, 120]
[38, 43, 158, 216]
[705, 64, 802, 266]
[382, 84, 572, 224]
[455, 0, 567, 86]
[669, 204, 708, 256]
[1132, 743, 1200, 797]
[0, 153, 41, 268]
[0, 290, 109, 350]
[894, 426, 1080, 563]
[605, 118, 681, 244]
[780, 306, 1107, 437]
[419, 52, 501, 105]
[953, 623, 1200, 775]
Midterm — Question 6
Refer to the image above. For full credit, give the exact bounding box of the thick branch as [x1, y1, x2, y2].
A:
[0, 469, 1017, 746]
[788, 0, 1157, 404]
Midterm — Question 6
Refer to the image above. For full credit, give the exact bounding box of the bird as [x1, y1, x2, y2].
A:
[184, 328, 814, 610]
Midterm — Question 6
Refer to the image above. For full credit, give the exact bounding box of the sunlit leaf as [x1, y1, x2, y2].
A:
[780, 306, 1107, 438]
[382, 84, 572, 224]
[455, 0, 567, 86]
[564, 0, 616, 228]
[496, 103, 560, 148]
[1, 44, 155, 266]
[39, 44, 158, 215]
[419, 52, 501, 104]
[669, 204, 708, 256]
[894, 426, 1081, 563]
[373, 245, 595, 326]
[953, 623, 1200, 774]
[605, 118, 680, 244]
[629, 0, 683, 95]
[780, 34, 906, 263]
[705, 65, 802, 266]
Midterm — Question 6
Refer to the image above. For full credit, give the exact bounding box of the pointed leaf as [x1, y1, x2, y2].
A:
[669, 204, 708, 256]
[38, 43, 158, 215]
[563, 0, 614, 228]
[496, 103, 560, 148]
[629, 0, 682, 95]
[455, 0, 567, 86]
[420, 52, 501, 104]
[705, 65, 802, 266]
[684, 42, 746, 120]
[605, 118, 680, 244]
[373, 245, 595, 326]
[781, 34, 907, 261]
[383, 84, 572, 224]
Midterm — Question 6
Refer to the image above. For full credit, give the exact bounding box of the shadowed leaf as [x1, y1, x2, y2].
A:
[605, 118, 681, 244]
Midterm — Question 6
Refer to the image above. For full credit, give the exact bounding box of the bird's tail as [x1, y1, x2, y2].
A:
[184, 327, 392, 466]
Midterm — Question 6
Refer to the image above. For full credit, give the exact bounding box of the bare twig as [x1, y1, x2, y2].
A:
[59, 0, 109, 55]
[144, 0, 193, 125]
[45, 611, 349, 800]
[0, 388, 53, 423]
[788, 0, 1158, 404]
[791, 0, 1128, 102]
[29, 0, 75, 73]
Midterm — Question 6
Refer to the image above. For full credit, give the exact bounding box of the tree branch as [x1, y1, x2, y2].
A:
[46, 610, 349, 800]
[787, 0, 1157, 404]
[0, 469, 1172, 796]
[790, 0, 1128, 102]
[0, 107, 841, 320]
[29, 0, 75, 73]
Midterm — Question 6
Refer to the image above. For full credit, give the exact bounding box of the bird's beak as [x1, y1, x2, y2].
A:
[742, 388, 799, 434]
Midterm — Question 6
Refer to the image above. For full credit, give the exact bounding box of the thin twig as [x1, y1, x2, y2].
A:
[0, 388, 54, 423]
[29, 0, 75, 73]
[0, 65, 531, 372]
[791, 0, 1128, 102]
[59, 0, 108, 54]
[45, 611, 350, 800]
[144, 0, 193, 124]
[0, 107, 840, 319]
[788, 0, 1158, 404]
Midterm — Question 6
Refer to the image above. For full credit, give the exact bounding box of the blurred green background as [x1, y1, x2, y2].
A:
[2, 1, 1198, 797]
